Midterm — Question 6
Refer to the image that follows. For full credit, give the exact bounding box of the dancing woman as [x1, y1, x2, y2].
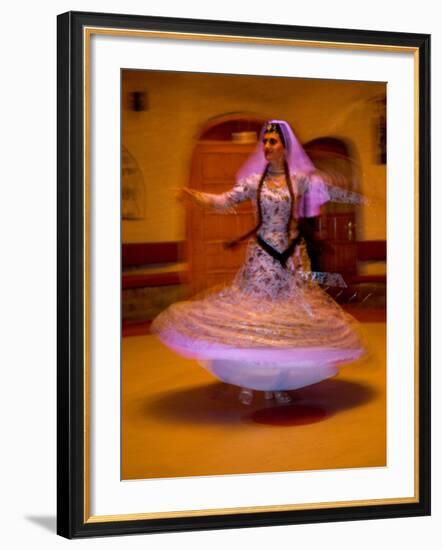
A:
[152, 120, 365, 405]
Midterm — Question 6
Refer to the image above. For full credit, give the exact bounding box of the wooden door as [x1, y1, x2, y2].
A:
[187, 141, 256, 295]
[317, 212, 358, 276]
[304, 137, 359, 279]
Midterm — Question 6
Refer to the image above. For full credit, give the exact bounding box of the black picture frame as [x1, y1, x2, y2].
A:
[57, 10, 431, 539]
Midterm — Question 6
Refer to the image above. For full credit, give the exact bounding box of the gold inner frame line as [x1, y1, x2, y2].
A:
[82, 25, 420, 524]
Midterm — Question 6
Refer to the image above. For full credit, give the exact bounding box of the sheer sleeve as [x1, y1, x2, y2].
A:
[326, 185, 367, 205]
[295, 171, 367, 218]
[295, 172, 330, 218]
[196, 175, 258, 213]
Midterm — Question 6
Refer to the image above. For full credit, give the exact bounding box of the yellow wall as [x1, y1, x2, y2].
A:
[122, 70, 386, 243]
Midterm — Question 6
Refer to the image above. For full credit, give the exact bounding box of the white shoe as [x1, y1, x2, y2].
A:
[238, 388, 253, 405]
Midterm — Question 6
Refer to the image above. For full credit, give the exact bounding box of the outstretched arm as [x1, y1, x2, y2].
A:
[295, 171, 367, 218]
[178, 176, 257, 213]
[326, 185, 368, 205]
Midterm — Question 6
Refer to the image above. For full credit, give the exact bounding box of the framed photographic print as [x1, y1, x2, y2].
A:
[57, 11, 431, 538]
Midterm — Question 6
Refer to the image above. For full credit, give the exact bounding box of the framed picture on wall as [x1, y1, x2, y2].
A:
[57, 11, 430, 538]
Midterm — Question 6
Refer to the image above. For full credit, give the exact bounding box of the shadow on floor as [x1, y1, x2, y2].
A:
[142, 377, 377, 427]
[25, 515, 56, 533]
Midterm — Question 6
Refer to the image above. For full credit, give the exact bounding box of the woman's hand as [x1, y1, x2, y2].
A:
[175, 187, 192, 203]
[175, 187, 209, 207]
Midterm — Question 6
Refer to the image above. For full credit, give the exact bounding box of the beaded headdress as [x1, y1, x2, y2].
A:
[263, 121, 286, 147]
[235, 119, 329, 218]
[236, 119, 315, 181]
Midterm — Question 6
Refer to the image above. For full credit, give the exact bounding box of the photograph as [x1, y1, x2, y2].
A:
[56, 10, 430, 538]
[2, 1, 439, 548]
[121, 70, 388, 481]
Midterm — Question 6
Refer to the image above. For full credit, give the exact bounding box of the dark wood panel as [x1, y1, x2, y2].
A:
[356, 240, 387, 262]
[122, 241, 184, 267]
[122, 271, 184, 290]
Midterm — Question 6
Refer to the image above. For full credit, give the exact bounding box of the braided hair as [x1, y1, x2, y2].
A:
[224, 158, 296, 249]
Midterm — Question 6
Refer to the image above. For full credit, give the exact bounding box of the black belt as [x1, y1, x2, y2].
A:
[256, 234, 302, 268]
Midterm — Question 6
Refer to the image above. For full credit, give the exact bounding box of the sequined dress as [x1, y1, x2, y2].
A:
[151, 174, 365, 391]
